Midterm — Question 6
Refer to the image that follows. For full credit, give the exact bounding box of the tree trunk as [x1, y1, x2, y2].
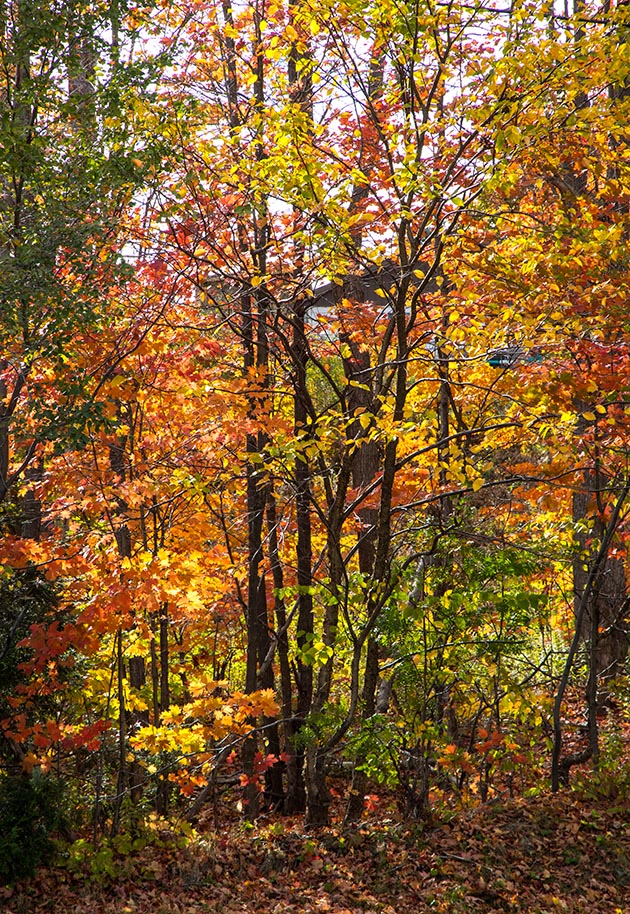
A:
[304, 456, 351, 827]
[344, 637, 379, 823]
[573, 466, 628, 682]
[266, 491, 303, 811]
[289, 297, 314, 813]
[285, 2, 315, 814]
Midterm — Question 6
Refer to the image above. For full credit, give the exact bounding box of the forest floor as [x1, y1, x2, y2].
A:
[3, 782, 630, 914]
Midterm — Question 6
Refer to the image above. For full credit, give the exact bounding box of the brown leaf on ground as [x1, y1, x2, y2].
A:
[5, 788, 630, 914]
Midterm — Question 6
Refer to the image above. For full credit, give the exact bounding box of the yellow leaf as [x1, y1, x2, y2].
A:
[185, 589, 204, 609]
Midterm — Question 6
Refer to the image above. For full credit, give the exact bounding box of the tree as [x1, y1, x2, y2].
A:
[0, 0, 183, 816]
[449, 0, 630, 788]
[3, 0, 630, 837]
[139, 0, 630, 824]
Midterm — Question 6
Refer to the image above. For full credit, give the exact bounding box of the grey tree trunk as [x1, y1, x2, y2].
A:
[573, 467, 628, 682]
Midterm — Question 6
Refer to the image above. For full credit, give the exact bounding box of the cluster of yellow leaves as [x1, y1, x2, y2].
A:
[129, 686, 279, 795]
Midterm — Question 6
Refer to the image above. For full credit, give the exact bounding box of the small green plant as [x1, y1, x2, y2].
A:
[61, 817, 185, 884]
[64, 839, 120, 882]
[573, 758, 630, 801]
[345, 713, 399, 787]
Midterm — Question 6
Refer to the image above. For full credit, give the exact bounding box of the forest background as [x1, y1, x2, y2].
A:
[2, 0, 630, 892]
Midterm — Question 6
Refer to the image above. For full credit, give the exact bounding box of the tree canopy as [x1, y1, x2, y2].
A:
[1, 0, 630, 863]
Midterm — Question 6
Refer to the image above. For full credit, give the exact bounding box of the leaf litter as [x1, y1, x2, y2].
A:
[2, 788, 629, 914]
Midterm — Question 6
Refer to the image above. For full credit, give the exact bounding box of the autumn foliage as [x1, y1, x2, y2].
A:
[1, 0, 630, 884]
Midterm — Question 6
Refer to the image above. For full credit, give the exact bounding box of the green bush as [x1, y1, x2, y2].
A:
[0, 771, 65, 884]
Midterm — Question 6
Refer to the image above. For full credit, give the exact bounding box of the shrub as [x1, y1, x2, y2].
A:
[0, 771, 65, 884]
